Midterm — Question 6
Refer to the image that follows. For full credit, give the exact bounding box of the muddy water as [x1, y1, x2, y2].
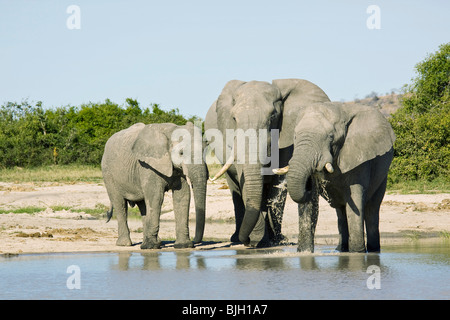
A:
[0, 241, 449, 300]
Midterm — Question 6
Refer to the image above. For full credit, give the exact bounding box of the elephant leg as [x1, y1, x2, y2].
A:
[141, 186, 164, 249]
[335, 206, 349, 252]
[365, 177, 387, 252]
[266, 175, 288, 245]
[225, 172, 245, 242]
[297, 180, 319, 253]
[115, 198, 132, 246]
[246, 183, 269, 248]
[104, 181, 132, 246]
[346, 184, 366, 253]
[172, 177, 194, 248]
[249, 211, 269, 247]
[136, 200, 146, 216]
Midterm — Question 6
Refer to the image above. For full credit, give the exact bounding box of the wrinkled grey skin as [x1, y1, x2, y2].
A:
[204, 79, 330, 247]
[285, 102, 395, 253]
[101, 122, 208, 249]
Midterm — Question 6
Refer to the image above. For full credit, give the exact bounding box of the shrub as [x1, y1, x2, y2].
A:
[389, 43, 450, 182]
[0, 99, 197, 168]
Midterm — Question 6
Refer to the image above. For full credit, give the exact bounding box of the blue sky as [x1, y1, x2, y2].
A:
[1, 0, 449, 118]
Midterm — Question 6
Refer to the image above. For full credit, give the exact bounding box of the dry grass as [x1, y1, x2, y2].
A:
[1, 164, 448, 195]
[0, 165, 103, 184]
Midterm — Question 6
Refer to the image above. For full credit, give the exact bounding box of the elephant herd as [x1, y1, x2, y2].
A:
[101, 78, 395, 253]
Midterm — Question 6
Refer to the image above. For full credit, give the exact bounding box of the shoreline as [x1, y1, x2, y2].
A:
[0, 181, 449, 255]
[1, 237, 447, 257]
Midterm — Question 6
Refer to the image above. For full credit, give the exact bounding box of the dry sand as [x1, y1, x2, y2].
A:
[0, 181, 449, 254]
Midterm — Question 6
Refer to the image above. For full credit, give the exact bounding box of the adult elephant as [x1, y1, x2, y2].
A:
[205, 79, 330, 247]
[101, 122, 208, 249]
[273, 102, 395, 252]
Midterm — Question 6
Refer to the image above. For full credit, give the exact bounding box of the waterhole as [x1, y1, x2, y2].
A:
[0, 241, 448, 299]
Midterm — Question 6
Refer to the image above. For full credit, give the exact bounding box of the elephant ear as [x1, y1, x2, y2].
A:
[338, 104, 396, 174]
[132, 124, 173, 177]
[272, 79, 330, 149]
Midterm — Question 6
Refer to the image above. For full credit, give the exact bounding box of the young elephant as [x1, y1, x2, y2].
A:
[274, 102, 395, 253]
[101, 122, 208, 249]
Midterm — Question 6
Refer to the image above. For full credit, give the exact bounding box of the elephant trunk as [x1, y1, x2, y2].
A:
[238, 164, 264, 245]
[287, 144, 317, 204]
[187, 165, 208, 243]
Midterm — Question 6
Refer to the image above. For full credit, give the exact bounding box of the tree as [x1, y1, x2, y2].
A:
[402, 43, 450, 114]
[0, 99, 196, 168]
[389, 43, 450, 181]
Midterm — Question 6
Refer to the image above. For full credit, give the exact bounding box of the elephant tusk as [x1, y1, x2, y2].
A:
[272, 166, 289, 175]
[209, 154, 234, 182]
[325, 162, 334, 173]
[209, 163, 232, 182]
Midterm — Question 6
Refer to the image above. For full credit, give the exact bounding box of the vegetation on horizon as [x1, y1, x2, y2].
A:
[388, 42, 449, 185]
[0, 43, 448, 193]
[0, 98, 200, 168]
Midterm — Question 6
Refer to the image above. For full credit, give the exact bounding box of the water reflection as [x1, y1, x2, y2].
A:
[1, 242, 448, 299]
[113, 247, 383, 273]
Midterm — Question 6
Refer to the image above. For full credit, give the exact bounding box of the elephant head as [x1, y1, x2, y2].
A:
[210, 80, 283, 244]
[275, 102, 395, 204]
[131, 122, 208, 243]
[272, 78, 331, 150]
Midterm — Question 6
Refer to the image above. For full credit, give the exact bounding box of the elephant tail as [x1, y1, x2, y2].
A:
[106, 204, 113, 223]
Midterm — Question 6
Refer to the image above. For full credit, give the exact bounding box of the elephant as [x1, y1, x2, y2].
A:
[273, 101, 395, 253]
[101, 122, 208, 249]
[204, 79, 330, 247]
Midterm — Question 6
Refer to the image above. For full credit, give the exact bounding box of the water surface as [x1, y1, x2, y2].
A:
[1, 241, 449, 299]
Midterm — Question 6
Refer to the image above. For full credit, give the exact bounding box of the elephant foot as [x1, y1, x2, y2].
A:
[254, 239, 271, 248]
[141, 239, 162, 249]
[270, 233, 289, 246]
[116, 236, 132, 247]
[230, 232, 240, 243]
[348, 240, 366, 253]
[367, 242, 380, 253]
[336, 243, 348, 252]
[174, 241, 194, 249]
[297, 241, 314, 253]
[240, 236, 274, 248]
[297, 246, 314, 253]
[240, 236, 251, 247]
[349, 246, 367, 253]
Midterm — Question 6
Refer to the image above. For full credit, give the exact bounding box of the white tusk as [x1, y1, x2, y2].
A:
[272, 166, 289, 175]
[325, 162, 334, 173]
[209, 154, 234, 182]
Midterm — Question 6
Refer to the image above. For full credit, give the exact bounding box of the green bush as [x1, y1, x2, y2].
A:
[0, 98, 198, 168]
[389, 43, 450, 182]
